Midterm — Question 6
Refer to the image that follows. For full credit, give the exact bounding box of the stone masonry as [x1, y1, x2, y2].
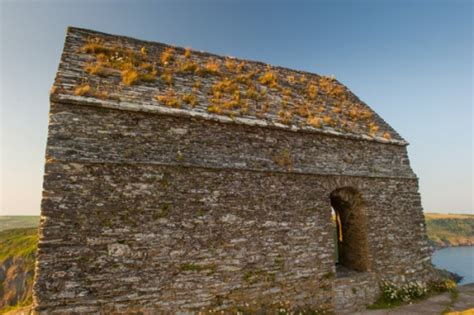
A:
[33, 27, 435, 314]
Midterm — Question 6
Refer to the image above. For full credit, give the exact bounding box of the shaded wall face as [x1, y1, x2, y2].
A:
[34, 103, 433, 313]
[44, 103, 415, 178]
[331, 187, 371, 272]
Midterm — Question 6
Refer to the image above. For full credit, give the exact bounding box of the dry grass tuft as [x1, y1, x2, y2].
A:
[200, 59, 221, 75]
[368, 122, 379, 135]
[160, 47, 175, 65]
[322, 116, 333, 126]
[184, 47, 191, 59]
[121, 69, 140, 86]
[156, 90, 181, 108]
[296, 103, 309, 118]
[286, 75, 296, 84]
[81, 37, 157, 86]
[74, 84, 92, 96]
[160, 72, 173, 86]
[246, 85, 260, 100]
[258, 71, 278, 88]
[307, 83, 318, 99]
[299, 75, 307, 84]
[212, 78, 239, 94]
[307, 116, 322, 128]
[278, 110, 293, 124]
[236, 61, 246, 73]
[319, 76, 347, 99]
[207, 105, 223, 114]
[225, 58, 236, 72]
[182, 93, 198, 107]
[85, 63, 115, 77]
[73, 83, 111, 100]
[81, 37, 113, 55]
[178, 60, 199, 73]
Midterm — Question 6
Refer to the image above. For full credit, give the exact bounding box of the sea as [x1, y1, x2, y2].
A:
[432, 246, 474, 285]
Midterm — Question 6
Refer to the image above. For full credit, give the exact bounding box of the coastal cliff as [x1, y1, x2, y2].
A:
[425, 213, 474, 248]
[0, 228, 37, 314]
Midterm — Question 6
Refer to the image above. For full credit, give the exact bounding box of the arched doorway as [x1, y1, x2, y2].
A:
[330, 187, 371, 272]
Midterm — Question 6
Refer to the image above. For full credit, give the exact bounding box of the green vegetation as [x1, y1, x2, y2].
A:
[368, 278, 457, 310]
[0, 228, 38, 314]
[0, 228, 38, 262]
[0, 216, 39, 232]
[425, 213, 474, 247]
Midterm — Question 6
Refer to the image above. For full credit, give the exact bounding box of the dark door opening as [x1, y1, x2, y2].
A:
[330, 187, 371, 272]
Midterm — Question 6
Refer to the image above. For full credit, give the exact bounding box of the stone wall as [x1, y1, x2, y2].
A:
[334, 271, 380, 313]
[34, 102, 434, 313]
[45, 102, 414, 178]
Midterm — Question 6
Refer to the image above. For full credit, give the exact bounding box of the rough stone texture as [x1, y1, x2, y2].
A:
[45, 102, 414, 179]
[334, 270, 379, 312]
[51, 27, 406, 145]
[33, 27, 436, 314]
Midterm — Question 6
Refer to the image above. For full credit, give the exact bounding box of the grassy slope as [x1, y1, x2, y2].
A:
[0, 215, 39, 313]
[0, 228, 38, 314]
[425, 213, 474, 247]
[0, 228, 38, 262]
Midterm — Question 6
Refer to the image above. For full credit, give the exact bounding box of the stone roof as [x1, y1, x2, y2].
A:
[51, 27, 407, 145]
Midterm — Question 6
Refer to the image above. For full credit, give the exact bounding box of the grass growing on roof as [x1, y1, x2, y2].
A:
[78, 36, 397, 140]
[81, 37, 157, 86]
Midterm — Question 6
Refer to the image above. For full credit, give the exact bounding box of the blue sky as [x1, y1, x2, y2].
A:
[1, 0, 472, 215]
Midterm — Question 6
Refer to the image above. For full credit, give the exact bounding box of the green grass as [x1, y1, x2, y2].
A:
[0, 228, 38, 263]
[0, 228, 38, 314]
[0, 216, 39, 232]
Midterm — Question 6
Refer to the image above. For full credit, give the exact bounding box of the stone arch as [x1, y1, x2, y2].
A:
[330, 186, 371, 272]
